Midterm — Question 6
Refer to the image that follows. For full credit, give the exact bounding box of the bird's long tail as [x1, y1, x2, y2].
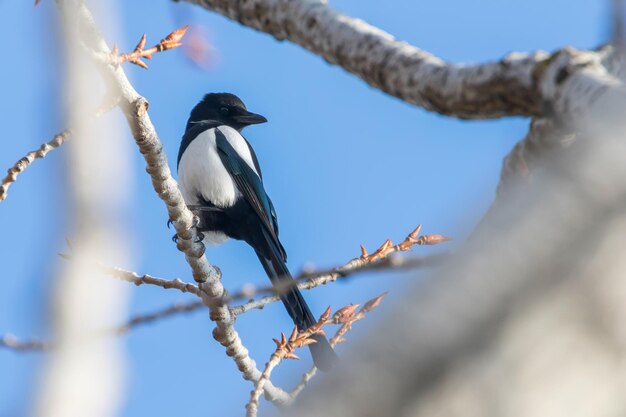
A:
[256, 249, 337, 371]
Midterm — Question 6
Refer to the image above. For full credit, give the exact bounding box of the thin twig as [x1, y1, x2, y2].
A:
[106, 265, 201, 296]
[232, 226, 448, 315]
[246, 326, 318, 417]
[0, 335, 52, 351]
[247, 293, 388, 415]
[114, 300, 204, 334]
[0, 129, 72, 202]
[0, 299, 205, 352]
[60, 253, 202, 297]
[0, 102, 115, 203]
[288, 293, 388, 402]
[108, 26, 188, 69]
[70, 229, 447, 336]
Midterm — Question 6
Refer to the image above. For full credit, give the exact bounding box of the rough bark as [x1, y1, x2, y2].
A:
[183, 0, 623, 123]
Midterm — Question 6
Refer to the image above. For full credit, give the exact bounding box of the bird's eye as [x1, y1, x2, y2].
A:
[220, 107, 230, 115]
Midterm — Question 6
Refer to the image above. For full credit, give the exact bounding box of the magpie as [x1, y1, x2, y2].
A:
[176, 93, 337, 370]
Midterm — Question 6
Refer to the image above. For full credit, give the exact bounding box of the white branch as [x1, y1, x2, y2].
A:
[34, 3, 130, 416]
[0, 129, 71, 202]
[183, 0, 547, 119]
[64, 0, 291, 404]
[182, 0, 626, 125]
[246, 350, 285, 417]
[0, 100, 115, 203]
[104, 265, 201, 296]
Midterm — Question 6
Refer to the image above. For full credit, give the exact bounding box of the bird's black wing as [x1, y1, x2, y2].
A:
[214, 128, 286, 261]
[216, 129, 336, 370]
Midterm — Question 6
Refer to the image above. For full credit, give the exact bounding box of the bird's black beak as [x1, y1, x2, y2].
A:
[233, 111, 268, 125]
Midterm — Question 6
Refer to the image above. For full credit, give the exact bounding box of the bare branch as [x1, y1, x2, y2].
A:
[182, 1, 624, 124]
[65, 0, 291, 403]
[287, 293, 388, 402]
[1, 299, 204, 352]
[108, 26, 189, 69]
[101, 264, 201, 297]
[232, 227, 448, 315]
[0, 100, 116, 203]
[0, 129, 71, 202]
[182, 0, 546, 119]
[245, 346, 287, 417]
[0, 335, 51, 352]
[3, 249, 437, 348]
[115, 300, 204, 335]
[246, 327, 318, 417]
[496, 118, 576, 199]
[34, 3, 130, 415]
[247, 295, 386, 416]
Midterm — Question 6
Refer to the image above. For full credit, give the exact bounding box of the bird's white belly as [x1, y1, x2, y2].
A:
[201, 231, 230, 246]
[177, 126, 260, 246]
[178, 130, 238, 208]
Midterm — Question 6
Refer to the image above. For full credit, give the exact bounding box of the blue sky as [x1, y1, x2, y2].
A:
[0, 0, 608, 416]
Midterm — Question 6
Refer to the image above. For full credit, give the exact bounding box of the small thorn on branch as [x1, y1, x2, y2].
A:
[109, 25, 189, 69]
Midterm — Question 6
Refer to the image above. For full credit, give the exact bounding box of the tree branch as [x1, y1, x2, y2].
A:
[246, 326, 320, 417]
[0, 300, 205, 352]
[182, 0, 546, 119]
[0, 248, 442, 353]
[0, 335, 51, 352]
[286, 293, 387, 403]
[34, 4, 130, 415]
[183, 1, 624, 124]
[232, 227, 447, 315]
[0, 129, 72, 202]
[114, 300, 204, 335]
[64, 0, 291, 403]
[247, 294, 387, 416]
[107, 26, 189, 70]
[0, 98, 116, 203]
[495, 118, 577, 199]
[101, 264, 201, 297]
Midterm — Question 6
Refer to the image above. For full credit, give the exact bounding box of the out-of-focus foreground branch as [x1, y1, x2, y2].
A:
[291, 114, 626, 416]
[33, 3, 131, 416]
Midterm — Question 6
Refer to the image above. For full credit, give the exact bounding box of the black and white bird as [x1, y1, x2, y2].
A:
[176, 93, 337, 370]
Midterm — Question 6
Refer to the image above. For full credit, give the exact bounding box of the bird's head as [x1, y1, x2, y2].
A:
[186, 93, 267, 132]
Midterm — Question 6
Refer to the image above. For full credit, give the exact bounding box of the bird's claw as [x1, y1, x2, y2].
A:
[167, 219, 174, 229]
[172, 231, 203, 244]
